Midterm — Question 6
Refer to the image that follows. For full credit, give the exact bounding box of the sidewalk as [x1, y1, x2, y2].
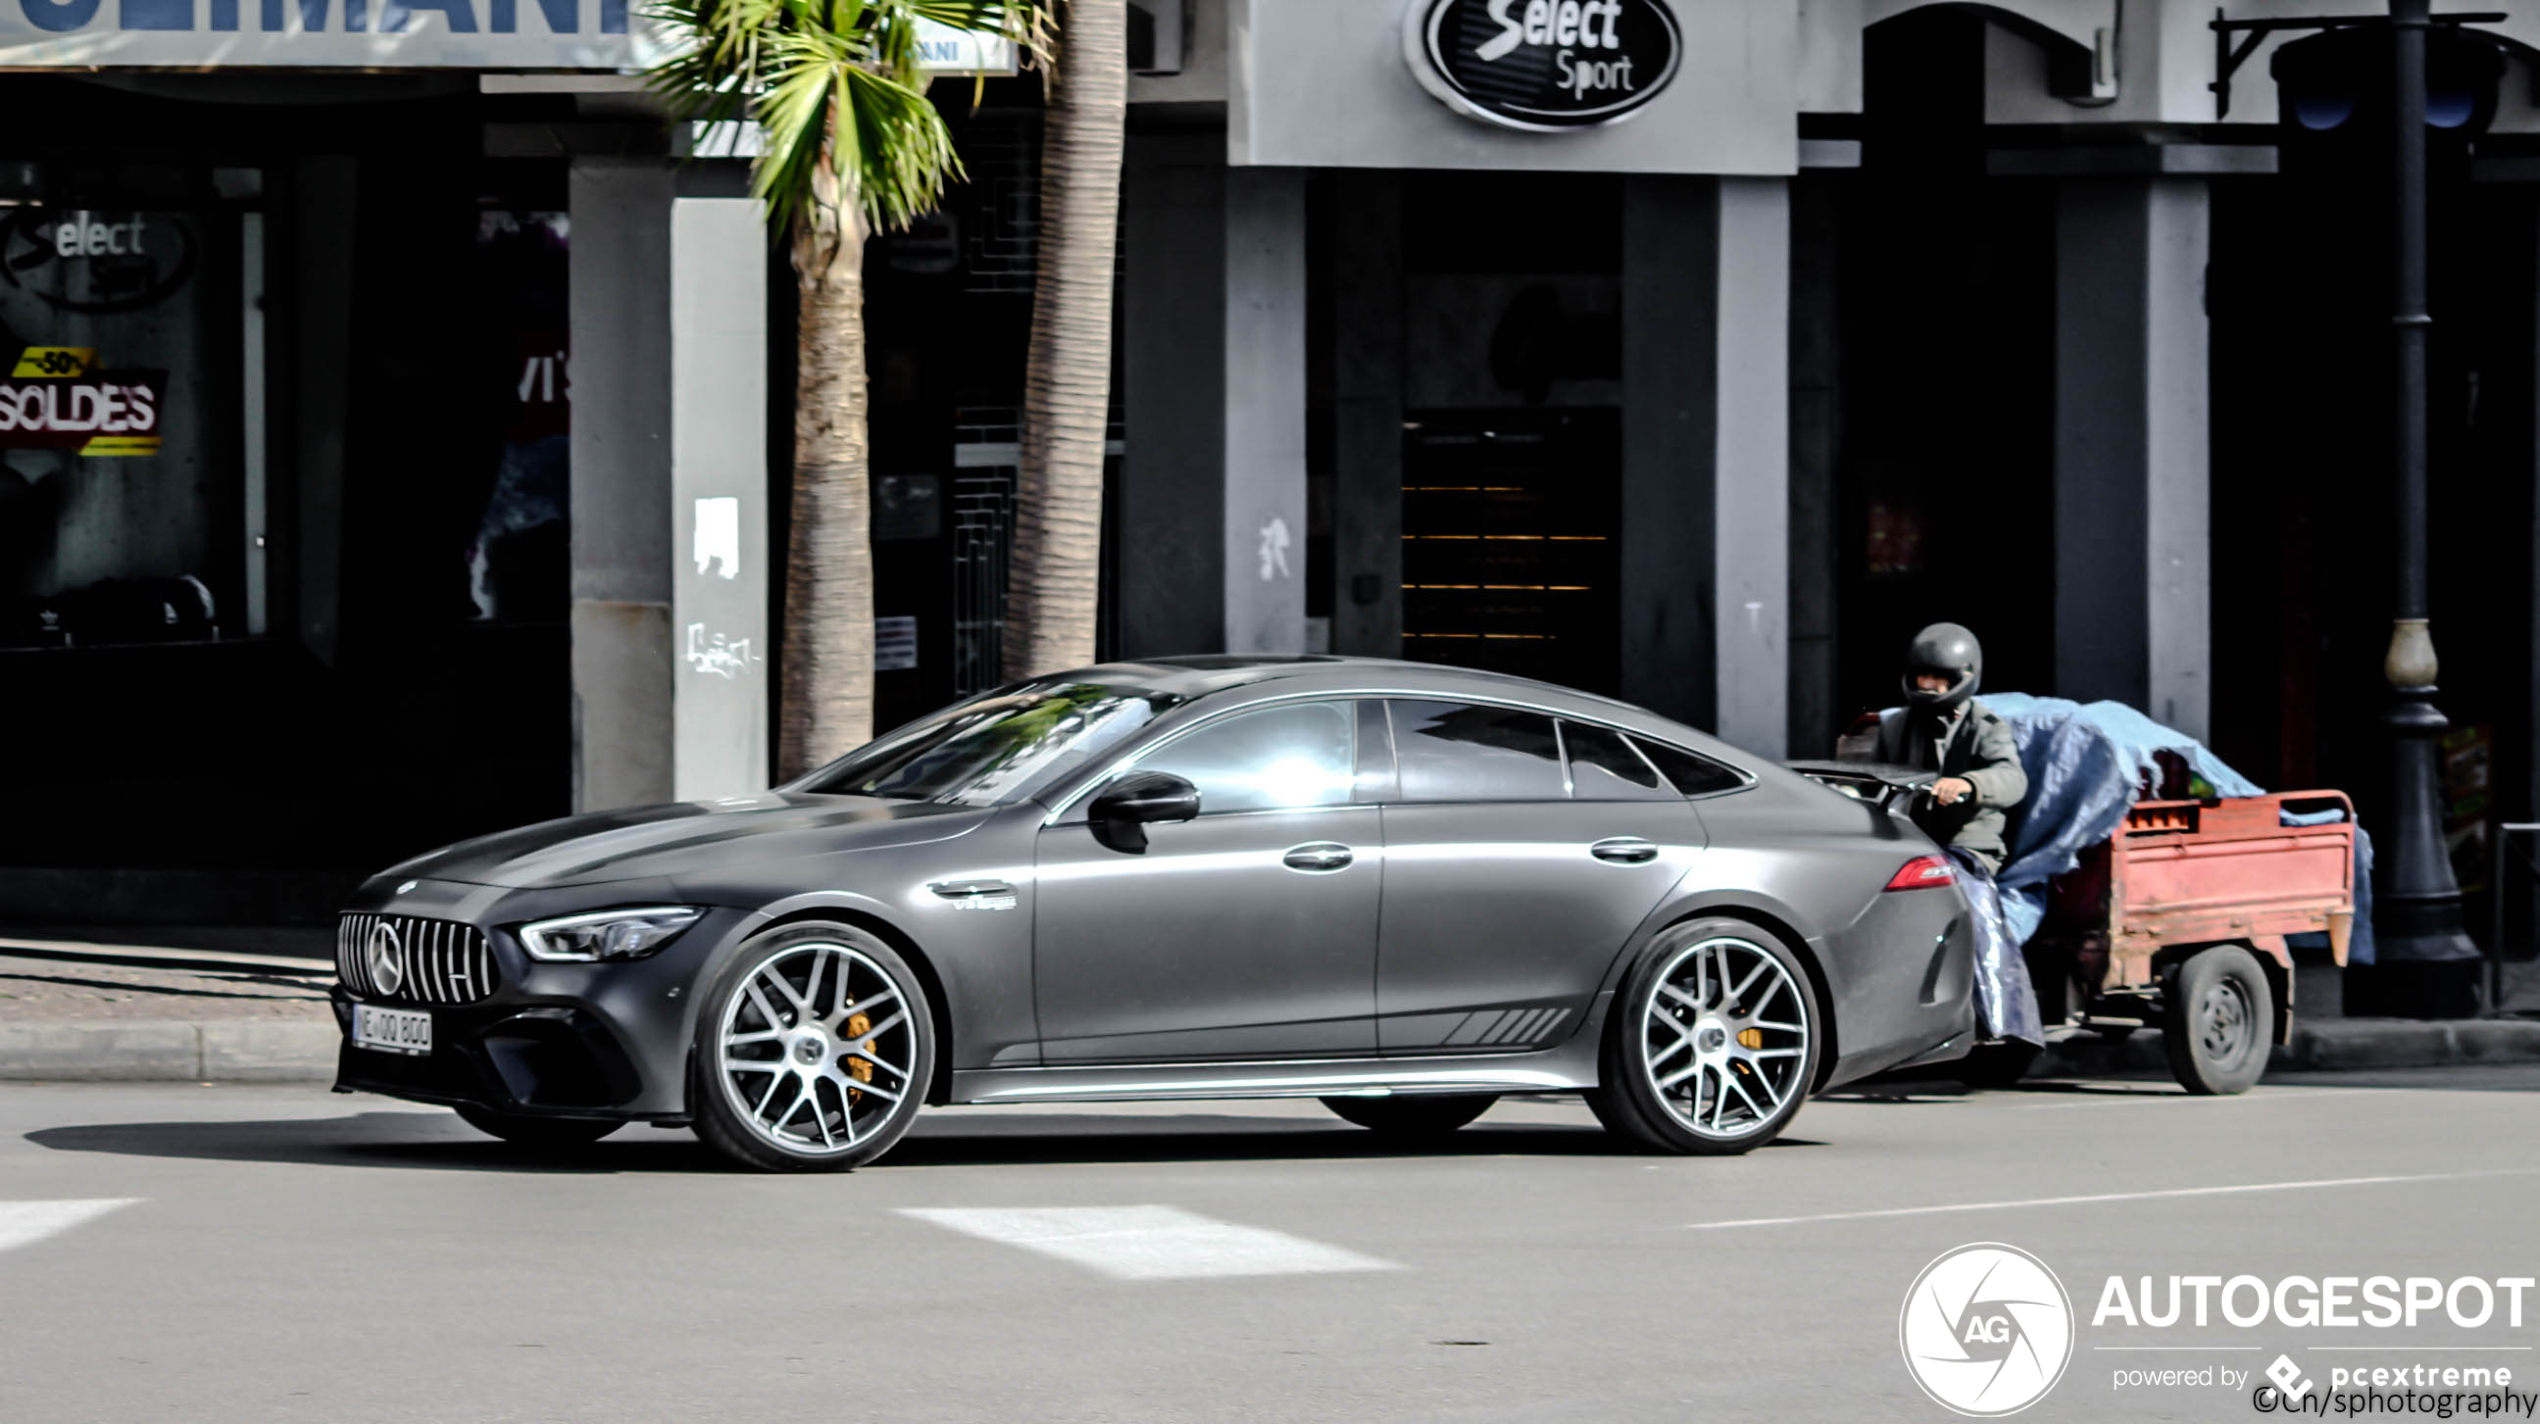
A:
[0, 950, 338, 1082]
[2035, 1015, 2540, 1077]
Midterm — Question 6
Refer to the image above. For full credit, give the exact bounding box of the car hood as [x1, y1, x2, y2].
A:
[375, 793, 993, 889]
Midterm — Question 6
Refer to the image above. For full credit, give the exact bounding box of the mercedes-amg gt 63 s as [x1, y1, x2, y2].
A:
[332, 656, 1978, 1171]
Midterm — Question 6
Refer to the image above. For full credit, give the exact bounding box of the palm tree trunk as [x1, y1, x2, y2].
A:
[1004, 0, 1128, 680]
[778, 205, 875, 779]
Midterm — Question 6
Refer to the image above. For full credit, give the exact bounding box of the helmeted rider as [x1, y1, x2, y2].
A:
[1870, 623, 2029, 874]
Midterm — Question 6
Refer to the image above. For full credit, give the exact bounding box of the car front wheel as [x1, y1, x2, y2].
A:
[691, 922, 935, 1172]
[1586, 918, 1819, 1155]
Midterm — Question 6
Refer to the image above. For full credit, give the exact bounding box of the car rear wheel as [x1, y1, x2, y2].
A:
[1586, 918, 1819, 1155]
[2162, 944, 2271, 1096]
[691, 923, 935, 1172]
[1319, 1094, 1497, 1139]
[454, 1104, 622, 1146]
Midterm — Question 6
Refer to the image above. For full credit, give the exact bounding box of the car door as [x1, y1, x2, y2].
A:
[1032, 698, 1383, 1063]
[1373, 702, 1707, 1053]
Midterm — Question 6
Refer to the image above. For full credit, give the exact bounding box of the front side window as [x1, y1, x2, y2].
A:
[1123, 701, 1357, 816]
[1391, 700, 1566, 803]
[799, 679, 1181, 807]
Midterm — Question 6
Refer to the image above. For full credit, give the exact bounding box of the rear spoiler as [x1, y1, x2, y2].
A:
[1783, 760, 1937, 811]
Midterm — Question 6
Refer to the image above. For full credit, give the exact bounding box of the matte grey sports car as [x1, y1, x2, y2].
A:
[331, 656, 1978, 1170]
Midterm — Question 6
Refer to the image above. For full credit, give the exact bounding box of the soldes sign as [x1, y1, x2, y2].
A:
[1406, 0, 1681, 132]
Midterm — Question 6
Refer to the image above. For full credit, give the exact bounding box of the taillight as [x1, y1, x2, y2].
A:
[1884, 855, 1955, 891]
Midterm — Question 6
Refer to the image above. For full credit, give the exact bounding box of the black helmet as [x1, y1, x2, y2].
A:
[1903, 622, 1981, 710]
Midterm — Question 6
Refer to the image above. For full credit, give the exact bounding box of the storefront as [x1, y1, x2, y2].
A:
[10, 0, 2540, 961]
[0, 7, 779, 919]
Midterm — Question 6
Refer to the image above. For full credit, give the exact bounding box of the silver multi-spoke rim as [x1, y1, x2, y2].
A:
[715, 940, 918, 1157]
[1638, 935, 1809, 1140]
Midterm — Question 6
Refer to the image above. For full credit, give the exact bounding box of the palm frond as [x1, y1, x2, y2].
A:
[648, 0, 1049, 238]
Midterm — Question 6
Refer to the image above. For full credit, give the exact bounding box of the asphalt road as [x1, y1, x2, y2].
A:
[3, 1067, 2535, 1423]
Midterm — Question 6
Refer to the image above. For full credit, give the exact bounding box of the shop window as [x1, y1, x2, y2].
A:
[0, 165, 251, 647]
[465, 210, 570, 623]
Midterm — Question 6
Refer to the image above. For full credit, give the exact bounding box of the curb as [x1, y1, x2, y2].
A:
[0, 1019, 337, 1082]
[2035, 1017, 2540, 1079]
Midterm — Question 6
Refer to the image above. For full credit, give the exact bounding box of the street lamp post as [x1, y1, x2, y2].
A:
[2371, 0, 2482, 1006]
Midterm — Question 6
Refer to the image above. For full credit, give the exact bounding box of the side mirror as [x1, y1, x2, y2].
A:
[1088, 770, 1201, 853]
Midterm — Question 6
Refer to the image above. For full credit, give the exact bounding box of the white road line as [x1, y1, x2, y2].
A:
[900, 1205, 1399, 1281]
[1683, 1167, 2540, 1231]
[0, 1199, 139, 1253]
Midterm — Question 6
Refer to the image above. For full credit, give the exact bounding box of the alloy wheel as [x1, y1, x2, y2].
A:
[1637, 935, 1810, 1140]
[714, 940, 919, 1157]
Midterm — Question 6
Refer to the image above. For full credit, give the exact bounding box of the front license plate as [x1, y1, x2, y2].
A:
[351, 1004, 432, 1057]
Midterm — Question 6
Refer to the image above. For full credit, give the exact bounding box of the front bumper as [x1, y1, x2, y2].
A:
[330, 894, 753, 1122]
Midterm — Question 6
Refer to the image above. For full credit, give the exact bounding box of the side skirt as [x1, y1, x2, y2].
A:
[949, 994, 1612, 1106]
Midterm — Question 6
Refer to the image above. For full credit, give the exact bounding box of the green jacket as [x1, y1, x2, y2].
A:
[1870, 698, 2029, 868]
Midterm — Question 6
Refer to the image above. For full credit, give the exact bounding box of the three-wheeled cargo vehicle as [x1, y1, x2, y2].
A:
[1792, 759, 2357, 1095]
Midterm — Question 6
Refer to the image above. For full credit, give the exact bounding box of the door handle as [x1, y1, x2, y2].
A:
[1282, 842, 1354, 873]
[1590, 837, 1660, 865]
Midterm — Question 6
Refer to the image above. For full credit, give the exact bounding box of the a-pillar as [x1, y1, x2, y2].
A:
[567, 158, 772, 810]
[2028, 154, 2239, 739]
[1620, 175, 1791, 757]
[1118, 135, 1308, 657]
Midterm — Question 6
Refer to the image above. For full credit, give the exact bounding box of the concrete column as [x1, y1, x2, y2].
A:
[2054, 175, 2212, 740]
[669, 198, 772, 801]
[1329, 170, 1403, 658]
[1714, 177, 1792, 758]
[1119, 134, 1226, 657]
[1119, 142, 1307, 657]
[1221, 168, 1309, 654]
[1621, 176, 1791, 756]
[569, 159, 770, 811]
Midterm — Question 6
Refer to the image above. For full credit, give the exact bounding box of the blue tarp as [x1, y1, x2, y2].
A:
[1946, 847, 2045, 1047]
[1974, 694, 2376, 965]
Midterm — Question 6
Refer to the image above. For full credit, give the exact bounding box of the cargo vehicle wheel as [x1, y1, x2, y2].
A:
[2162, 945, 2270, 1096]
[455, 1105, 621, 1146]
[1319, 1094, 1497, 1139]
[692, 923, 935, 1172]
[1587, 918, 1818, 1155]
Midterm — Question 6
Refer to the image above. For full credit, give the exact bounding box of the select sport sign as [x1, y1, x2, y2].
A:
[1405, 0, 1681, 131]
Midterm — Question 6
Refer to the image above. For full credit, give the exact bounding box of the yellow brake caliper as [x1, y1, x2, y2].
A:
[843, 1006, 874, 1103]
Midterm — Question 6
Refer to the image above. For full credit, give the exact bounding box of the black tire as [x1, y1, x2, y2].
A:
[1585, 917, 1821, 1155]
[690, 922, 936, 1172]
[454, 1104, 622, 1146]
[1319, 1094, 1497, 1138]
[1952, 1040, 2041, 1090]
[2162, 945, 2272, 1096]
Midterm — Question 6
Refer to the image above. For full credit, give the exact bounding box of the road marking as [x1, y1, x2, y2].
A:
[900, 1205, 1398, 1280]
[1683, 1167, 2540, 1231]
[0, 1199, 138, 1253]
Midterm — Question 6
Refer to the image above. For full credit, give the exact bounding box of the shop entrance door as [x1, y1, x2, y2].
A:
[1399, 407, 1621, 696]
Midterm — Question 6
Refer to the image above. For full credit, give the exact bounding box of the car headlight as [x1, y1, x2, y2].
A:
[517, 906, 704, 963]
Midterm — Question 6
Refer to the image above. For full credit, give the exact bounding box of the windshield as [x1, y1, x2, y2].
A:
[793, 679, 1184, 807]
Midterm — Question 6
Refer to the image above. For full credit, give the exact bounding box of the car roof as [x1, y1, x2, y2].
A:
[1061, 655, 1713, 747]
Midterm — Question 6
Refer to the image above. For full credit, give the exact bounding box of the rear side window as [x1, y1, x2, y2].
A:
[1634, 739, 1747, 797]
[1390, 701, 1566, 803]
[1561, 721, 1674, 800]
